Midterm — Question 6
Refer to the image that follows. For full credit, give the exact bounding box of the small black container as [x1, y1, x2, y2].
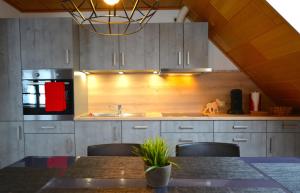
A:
[228, 89, 244, 114]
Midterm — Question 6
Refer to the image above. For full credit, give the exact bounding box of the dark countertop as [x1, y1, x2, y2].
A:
[1, 156, 300, 193]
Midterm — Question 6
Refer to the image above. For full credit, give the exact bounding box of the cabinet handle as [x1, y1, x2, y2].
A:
[233, 126, 248, 129]
[113, 126, 118, 141]
[17, 126, 22, 141]
[178, 51, 182, 66]
[65, 49, 70, 64]
[121, 52, 125, 66]
[179, 139, 193, 143]
[41, 126, 56, 129]
[179, 126, 194, 130]
[133, 126, 148, 129]
[232, 138, 248, 142]
[187, 51, 190, 66]
[113, 52, 116, 66]
[269, 137, 272, 154]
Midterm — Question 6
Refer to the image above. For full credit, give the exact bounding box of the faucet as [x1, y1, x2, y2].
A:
[117, 104, 122, 116]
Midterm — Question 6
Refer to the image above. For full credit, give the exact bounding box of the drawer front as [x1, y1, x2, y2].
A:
[161, 121, 213, 133]
[214, 133, 266, 157]
[214, 121, 266, 133]
[267, 121, 300, 132]
[25, 134, 75, 156]
[75, 121, 122, 156]
[122, 121, 160, 144]
[24, 121, 74, 134]
[161, 133, 213, 156]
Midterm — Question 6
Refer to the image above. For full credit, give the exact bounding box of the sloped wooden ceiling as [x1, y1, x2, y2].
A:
[183, 0, 300, 110]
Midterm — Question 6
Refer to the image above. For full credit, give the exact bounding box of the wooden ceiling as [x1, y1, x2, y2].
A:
[184, 0, 300, 111]
[4, 0, 183, 12]
[4, 0, 300, 110]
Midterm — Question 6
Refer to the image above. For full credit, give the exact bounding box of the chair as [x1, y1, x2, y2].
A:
[176, 142, 240, 157]
[87, 143, 140, 156]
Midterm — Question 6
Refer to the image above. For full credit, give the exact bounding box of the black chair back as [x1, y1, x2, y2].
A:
[176, 142, 240, 157]
[87, 143, 140, 156]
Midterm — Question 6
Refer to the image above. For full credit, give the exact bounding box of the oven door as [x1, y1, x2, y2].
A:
[22, 79, 74, 120]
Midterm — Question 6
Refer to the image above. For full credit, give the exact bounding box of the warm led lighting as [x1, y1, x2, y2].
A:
[118, 71, 124, 75]
[103, 0, 120, 6]
[153, 71, 158, 74]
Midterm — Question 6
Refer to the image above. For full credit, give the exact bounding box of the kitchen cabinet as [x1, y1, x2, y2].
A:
[20, 18, 78, 69]
[214, 133, 266, 157]
[184, 23, 208, 68]
[214, 121, 266, 133]
[122, 121, 160, 143]
[161, 121, 213, 133]
[24, 121, 74, 134]
[80, 25, 119, 70]
[159, 22, 208, 69]
[266, 121, 300, 157]
[0, 122, 24, 168]
[75, 121, 121, 156]
[119, 24, 159, 70]
[25, 134, 75, 156]
[0, 19, 22, 121]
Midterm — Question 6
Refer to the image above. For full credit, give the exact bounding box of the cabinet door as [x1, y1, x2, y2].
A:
[214, 133, 266, 157]
[20, 18, 74, 69]
[161, 133, 213, 156]
[0, 19, 22, 121]
[119, 24, 159, 70]
[184, 23, 208, 68]
[122, 121, 160, 143]
[80, 25, 119, 70]
[160, 23, 184, 69]
[75, 121, 121, 156]
[25, 134, 75, 156]
[0, 122, 24, 168]
[267, 133, 296, 157]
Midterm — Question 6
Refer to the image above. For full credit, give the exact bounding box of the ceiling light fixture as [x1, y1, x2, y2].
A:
[61, 0, 159, 36]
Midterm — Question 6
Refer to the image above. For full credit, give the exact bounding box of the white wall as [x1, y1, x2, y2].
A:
[0, 3, 237, 71]
[0, 0, 20, 18]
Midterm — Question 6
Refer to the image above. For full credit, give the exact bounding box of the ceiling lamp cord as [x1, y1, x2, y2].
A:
[61, 0, 159, 36]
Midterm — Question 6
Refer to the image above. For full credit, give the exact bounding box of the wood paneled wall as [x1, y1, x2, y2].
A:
[87, 72, 274, 114]
[183, 0, 300, 110]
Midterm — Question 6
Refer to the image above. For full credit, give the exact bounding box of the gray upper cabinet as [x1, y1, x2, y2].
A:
[0, 19, 22, 121]
[20, 18, 78, 69]
[184, 23, 208, 68]
[119, 24, 159, 70]
[0, 122, 24, 168]
[160, 23, 184, 69]
[80, 25, 119, 70]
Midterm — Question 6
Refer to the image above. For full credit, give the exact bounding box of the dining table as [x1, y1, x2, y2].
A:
[1, 156, 300, 193]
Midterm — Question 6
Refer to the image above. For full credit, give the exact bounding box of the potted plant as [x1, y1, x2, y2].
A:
[133, 137, 176, 188]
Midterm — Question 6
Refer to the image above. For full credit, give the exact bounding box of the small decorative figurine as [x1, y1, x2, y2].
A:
[202, 99, 225, 115]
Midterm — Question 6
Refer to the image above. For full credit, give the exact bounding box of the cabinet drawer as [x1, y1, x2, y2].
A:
[161, 133, 213, 156]
[214, 121, 266, 133]
[24, 121, 74, 134]
[267, 121, 300, 132]
[122, 121, 160, 144]
[161, 121, 213, 133]
[214, 133, 266, 157]
[25, 134, 75, 156]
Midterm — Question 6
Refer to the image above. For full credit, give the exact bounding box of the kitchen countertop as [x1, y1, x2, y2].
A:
[75, 113, 300, 121]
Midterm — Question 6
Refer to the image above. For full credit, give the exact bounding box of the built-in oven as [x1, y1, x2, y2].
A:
[22, 69, 74, 120]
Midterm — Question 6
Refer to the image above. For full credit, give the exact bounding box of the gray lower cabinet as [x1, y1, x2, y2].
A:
[119, 23, 159, 70]
[0, 19, 22, 121]
[214, 121, 267, 133]
[24, 121, 75, 156]
[122, 121, 160, 143]
[20, 18, 78, 69]
[25, 134, 75, 156]
[0, 122, 24, 168]
[75, 121, 122, 156]
[267, 121, 300, 157]
[214, 133, 266, 157]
